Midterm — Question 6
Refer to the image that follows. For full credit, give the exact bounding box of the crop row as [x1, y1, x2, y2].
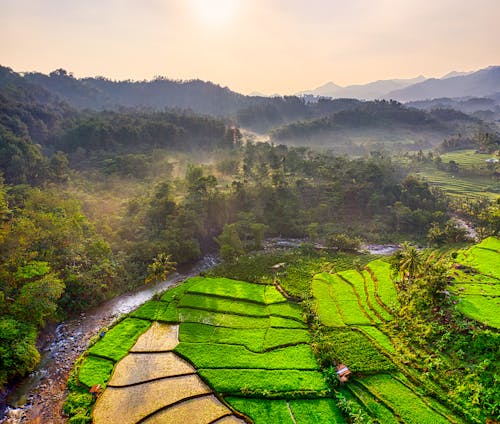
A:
[357, 374, 452, 424]
[175, 343, 319, 370]
[178, 323, 311, 352]
[225, 397, 346, 424]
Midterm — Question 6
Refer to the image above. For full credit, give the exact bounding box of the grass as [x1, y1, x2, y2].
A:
[457, 246, 500, 279]
[198, 369, 328, 396]
[78, 355, 115, 388]
[312, 278, 344, 326]
[357, 374, 451, 424]
[88, 318, 151, 362]
[361, 270, 394, 321]
[348, 382, 398, 424]
[175, 343, 319, 370]
[338, 270, 381, 323]
[356, 326, 395, 353]
[317, 328, 395, 373]
[476, 236, 500, 252]
[186, 277, 285, 304]
[365, 260, 399, 310]
[225, 398, 294, 424]
[263, 328, 311, 350]
[289, 398, 346, 423]
[179, 323, 265, 351]
[178, 293, 269, 316]
[456, 295, 500, 329]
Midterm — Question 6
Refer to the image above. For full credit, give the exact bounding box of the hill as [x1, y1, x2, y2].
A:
[269, 100, 481, 151]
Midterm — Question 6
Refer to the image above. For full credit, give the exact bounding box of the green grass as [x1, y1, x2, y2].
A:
[263, 328, 311, 350]
[225, 398, 294, 424]
[268, 302, 305, 321]
[78, 355, 115, 388]
[178, 293, 269, 316]
[313, 273, 373, 326]
[129, 300, 178, 322]
[87, 318, 151, 362]
[348, 382, 398, 424]
[361, 270, 394, 321]
[457, 246, 500, 279]
[476, 236, 500, 252]
[175, 343, 319, 370]
[452, 283, 500, 296]
[358, 374, 451, 424]
[179, 323, 266, 352]
[365, 260, 399, 310]
[159, 277, 201, 302]
[269, 316, 308, 328]
[318, 328, 395, 373]
[198, 369, 328, 396]
[356, 326, 395, 353]
[312, 278, 344, 326]
[186, 277, 285, 304]
[338, 270, 381, 323]
[289, 398, 347, 424]
[456, 295, 500, 328]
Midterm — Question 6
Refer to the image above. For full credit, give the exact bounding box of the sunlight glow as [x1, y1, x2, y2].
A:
[190, 0, 239, 27]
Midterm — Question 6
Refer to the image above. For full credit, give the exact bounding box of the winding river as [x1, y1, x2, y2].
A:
[0, 255, 218, 424]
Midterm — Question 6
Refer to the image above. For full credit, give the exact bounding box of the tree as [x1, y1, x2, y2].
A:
[144, 253, 177, 284]
[391, 242, 422, 291]
[215, 224, 244, 262]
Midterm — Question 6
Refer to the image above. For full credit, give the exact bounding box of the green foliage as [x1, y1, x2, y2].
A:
[348, 383, 399, 424]
[198, 369, 328, 396]
[312, 328, 395, 373]
[334, 392, 374, 424]
[88, 318, 151, 362]
[77, 355, 115, 388]
[0, 317, 40, 387]
[326, 233, 362, 252]
[144, 252, 176, 284]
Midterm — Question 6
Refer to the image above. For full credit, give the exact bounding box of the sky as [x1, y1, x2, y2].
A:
[1, 0, 499, 95]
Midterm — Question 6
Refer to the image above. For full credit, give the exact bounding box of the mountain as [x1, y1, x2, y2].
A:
[441, 70, 474, 79]
[387, 66, 500, 101]
[298, 76, 426, 99]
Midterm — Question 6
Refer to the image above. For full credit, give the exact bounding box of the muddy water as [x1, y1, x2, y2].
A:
[0, 255, 218, 424]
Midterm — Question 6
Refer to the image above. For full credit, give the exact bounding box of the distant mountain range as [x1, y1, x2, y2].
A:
[298, 76, 426, 100]
[299, 66, 500, 103]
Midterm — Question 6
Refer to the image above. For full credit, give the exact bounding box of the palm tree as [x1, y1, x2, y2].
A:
[392, 242, 422, 291]
[145, 253, 177, 284]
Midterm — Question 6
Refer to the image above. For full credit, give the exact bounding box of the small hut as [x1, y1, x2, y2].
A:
[90, 384, 102, 398]
[335, 363, 352, 383]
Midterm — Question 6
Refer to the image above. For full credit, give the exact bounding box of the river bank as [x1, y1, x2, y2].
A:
[0, 255, 217, 424]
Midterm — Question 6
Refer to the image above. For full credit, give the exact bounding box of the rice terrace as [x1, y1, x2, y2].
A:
[64, 238, 500, 424]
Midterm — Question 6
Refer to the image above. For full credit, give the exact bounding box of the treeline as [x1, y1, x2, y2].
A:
[269, 101, 479, 143]
[0, 181, 119, 386]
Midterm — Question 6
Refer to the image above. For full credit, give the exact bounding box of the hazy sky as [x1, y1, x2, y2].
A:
[1, 0, 499, 94]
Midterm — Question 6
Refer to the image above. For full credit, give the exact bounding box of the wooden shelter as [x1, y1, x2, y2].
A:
[335, 363, 352, 383]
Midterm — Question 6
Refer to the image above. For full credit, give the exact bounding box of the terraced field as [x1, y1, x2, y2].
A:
[311, 259, 466, 423]
[450, 237, 500, 328]
[71, 245, 500, 423]
[74, 277, 344, 423]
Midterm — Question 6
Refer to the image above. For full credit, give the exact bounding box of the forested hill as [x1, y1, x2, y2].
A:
[270, 100, 481, 146]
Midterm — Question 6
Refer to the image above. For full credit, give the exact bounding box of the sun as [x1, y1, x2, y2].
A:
[190, 0, 239, 27]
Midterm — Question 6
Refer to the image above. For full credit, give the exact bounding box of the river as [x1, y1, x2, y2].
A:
[0, 255, 218, 424]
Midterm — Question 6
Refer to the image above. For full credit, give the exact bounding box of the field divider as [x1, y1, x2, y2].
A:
[185, 290, 289, 306]
[364, 266, 394, 314]
[134, 393, 220, 424]
[359, 270, 388, 322]
[107, 372, 197, 388]
[337, 274, 376, 324]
